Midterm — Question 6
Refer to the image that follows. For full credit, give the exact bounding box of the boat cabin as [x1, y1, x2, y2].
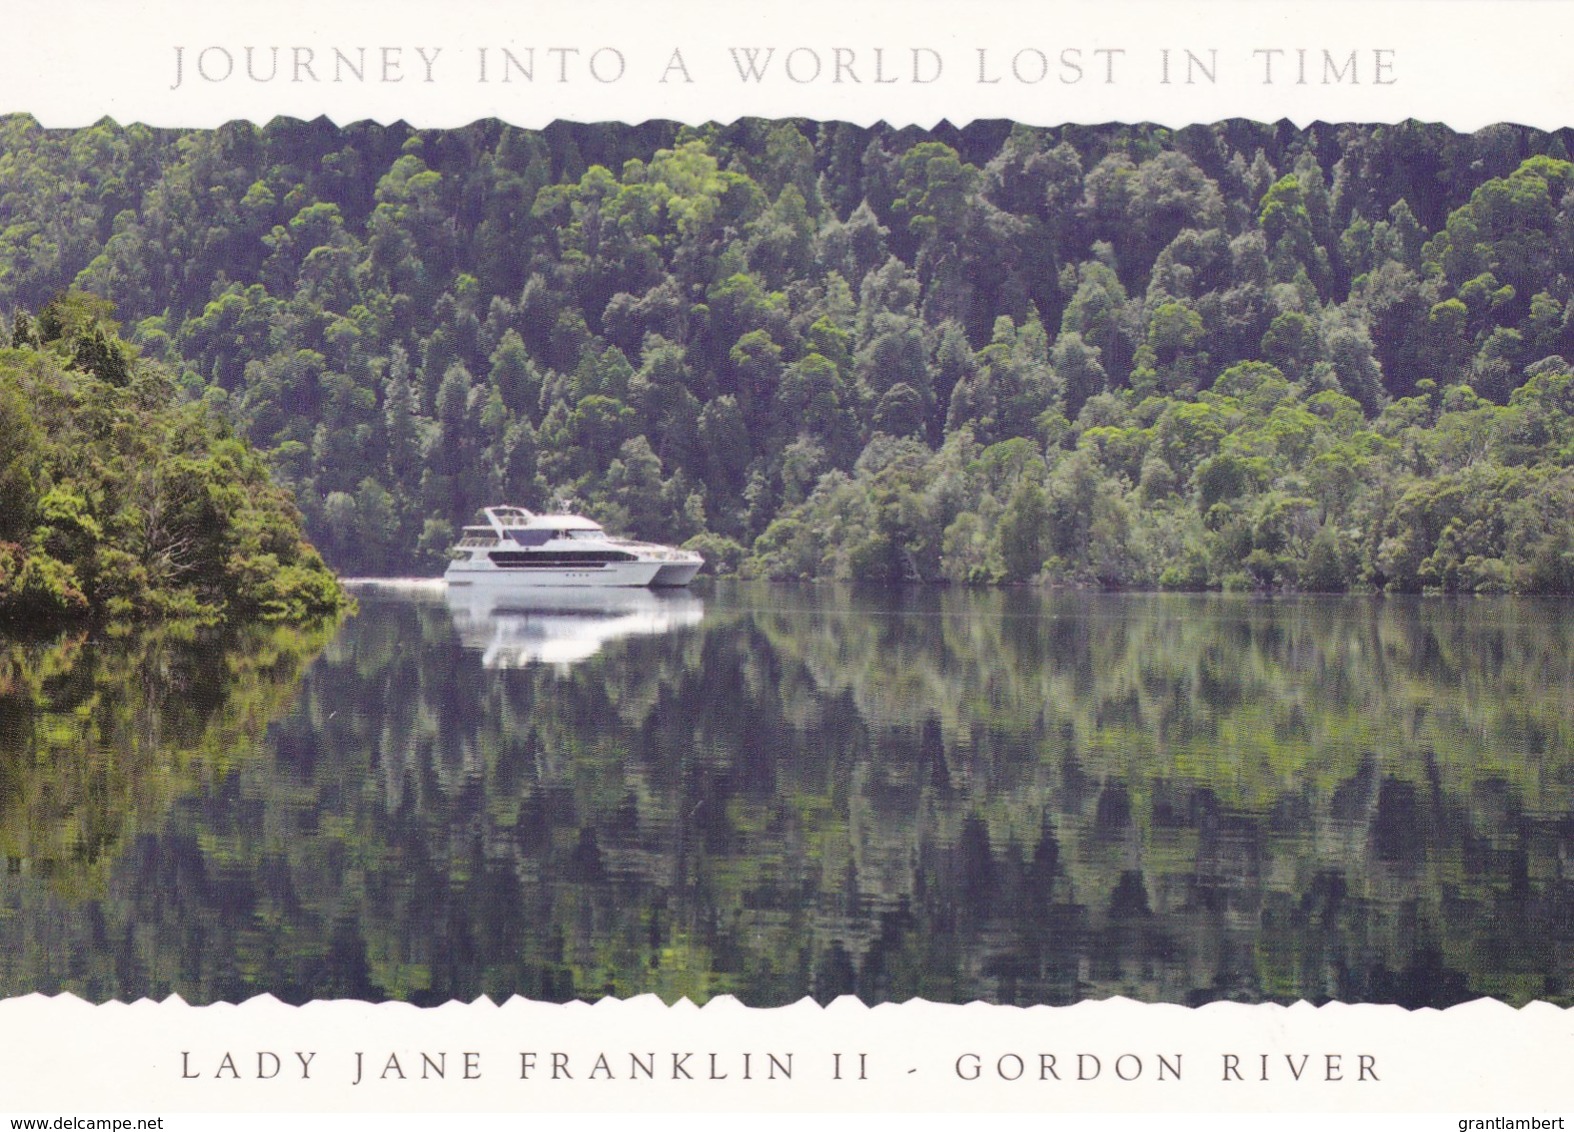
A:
[458, 505, 609, 549]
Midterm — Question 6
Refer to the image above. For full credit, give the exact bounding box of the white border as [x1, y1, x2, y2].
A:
[0, 0, 1568, 131]
[2, 0, 1573, 1123]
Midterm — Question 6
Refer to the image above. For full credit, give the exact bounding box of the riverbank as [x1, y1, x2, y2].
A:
[1, 295, 351, 629]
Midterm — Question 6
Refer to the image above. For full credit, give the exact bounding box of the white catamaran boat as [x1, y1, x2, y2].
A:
[443, 505, 704, 588]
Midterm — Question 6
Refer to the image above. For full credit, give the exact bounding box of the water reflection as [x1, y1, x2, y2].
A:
[443, 584, 704, 668]
[0, 620, 338, 895]
[0, 586, 1569, 1009]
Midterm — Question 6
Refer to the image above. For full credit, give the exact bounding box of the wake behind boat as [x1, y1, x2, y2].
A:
[443, 505, 703, 588]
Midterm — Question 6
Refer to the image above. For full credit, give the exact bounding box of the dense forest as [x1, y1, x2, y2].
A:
[0, 292, 348, 625]
[2, 115, 1572, 591]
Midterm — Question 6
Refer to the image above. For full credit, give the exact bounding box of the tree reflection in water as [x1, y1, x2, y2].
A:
[1, 584, 1569, 1008]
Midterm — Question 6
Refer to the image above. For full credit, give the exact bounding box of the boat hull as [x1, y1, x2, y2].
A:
[651, 561, 703, 587]
[445, 559, 674, 588]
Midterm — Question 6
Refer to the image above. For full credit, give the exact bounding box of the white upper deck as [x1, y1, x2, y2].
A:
[473, 506, 604, 535]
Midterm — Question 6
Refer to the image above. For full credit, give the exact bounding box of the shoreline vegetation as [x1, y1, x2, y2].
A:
[0, 118, 1571, 595]
[0, 293, 350, 628]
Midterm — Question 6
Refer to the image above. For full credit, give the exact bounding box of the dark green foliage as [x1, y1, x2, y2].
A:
[997, 479, 1050, 583]
[2, 117, 1573, 590]
[0, 297, 349, 627]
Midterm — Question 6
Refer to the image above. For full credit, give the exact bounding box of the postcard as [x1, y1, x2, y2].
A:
[0, 1, 1571, 1128]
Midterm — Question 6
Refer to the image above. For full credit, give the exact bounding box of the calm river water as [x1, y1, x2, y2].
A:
[1, 583, 1570, 1007]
